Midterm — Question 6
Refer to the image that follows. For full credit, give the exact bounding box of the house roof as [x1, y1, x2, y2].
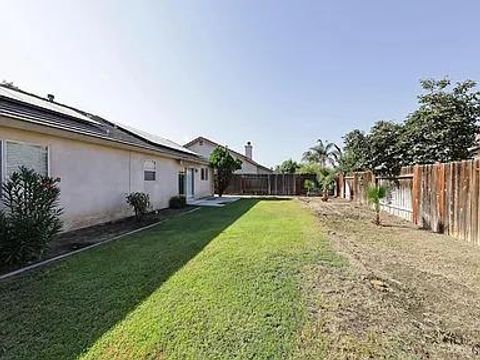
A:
[0, 84, 205, 161]
[184, 136, 273, 173]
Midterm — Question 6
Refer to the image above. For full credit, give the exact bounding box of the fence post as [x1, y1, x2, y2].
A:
[412, 165, 421, 225]
[437, 163, 446, 233]
[338, 172, 344, 198]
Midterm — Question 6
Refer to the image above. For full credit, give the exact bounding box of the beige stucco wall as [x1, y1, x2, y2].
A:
[187, 141, 265, 174]
[188, 165, 214, 198]
[0, 125, 213, 231]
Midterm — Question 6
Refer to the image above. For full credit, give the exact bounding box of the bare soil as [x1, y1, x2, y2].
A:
[300, 197, 480, 359]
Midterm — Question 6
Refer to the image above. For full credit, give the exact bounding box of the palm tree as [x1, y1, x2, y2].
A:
[367, 184, 387, 225]
[329, 144, 343, 166]
[302, 139, 335, 167]
[317, 167, 337, 201]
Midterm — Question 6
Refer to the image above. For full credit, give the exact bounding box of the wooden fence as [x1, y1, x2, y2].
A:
[341, 159, 480, 246]
[222, 174, 316, 196]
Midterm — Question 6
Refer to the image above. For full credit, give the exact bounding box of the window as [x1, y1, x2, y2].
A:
[144, 160, 156, 181]
[178, 172, 185, 195]
[200, 167, 209, 181]
[5, 141, 48, 177]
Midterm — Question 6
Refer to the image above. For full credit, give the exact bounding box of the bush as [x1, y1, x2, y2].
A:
[169, 196, 187, 209]
[0, 167, 63, 266]
[126, 192, 151, 222]
[304, 179, 316, 196]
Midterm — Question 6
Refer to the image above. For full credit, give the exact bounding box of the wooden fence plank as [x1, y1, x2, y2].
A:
[437, 163, 446, 233]
[340, 159, 480, 246]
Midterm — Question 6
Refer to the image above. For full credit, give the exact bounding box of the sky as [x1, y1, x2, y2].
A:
[1, 0, 480, 168]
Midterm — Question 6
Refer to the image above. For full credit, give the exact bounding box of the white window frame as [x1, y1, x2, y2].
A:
[200, 167, 209, 181]
[144, 159, 156, 181]
[1, 139, 50, 183]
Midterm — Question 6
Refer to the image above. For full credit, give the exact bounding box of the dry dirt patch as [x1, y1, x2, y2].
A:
[300, 198, 480, 359]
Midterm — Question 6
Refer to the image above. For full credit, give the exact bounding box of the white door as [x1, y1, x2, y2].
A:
[186, 168, 195, 199]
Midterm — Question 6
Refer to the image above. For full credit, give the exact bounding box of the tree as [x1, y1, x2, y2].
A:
[335, 150, 358, 175]
[317, 167, 337, 201]
[367, 184, 387, 225]
[343, 122, 403, 177]
[402, 78, 480, 164]
[302, 139, 336, 167]
[366, 120, 403, 177]
[329, 144, 343, 166]
[343, 129, 370, 171]
[296, 162, 323, 175]
[275, 159, 300, 174]
[342, 78, 480, 177]
[209, 146, 242, 197]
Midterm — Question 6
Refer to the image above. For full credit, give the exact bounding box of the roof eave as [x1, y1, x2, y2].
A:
[0, 112, 210, 165]
[185, 136, 272, 172]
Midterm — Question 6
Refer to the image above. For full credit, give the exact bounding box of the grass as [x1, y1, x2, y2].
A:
[0, 199, 341, 359]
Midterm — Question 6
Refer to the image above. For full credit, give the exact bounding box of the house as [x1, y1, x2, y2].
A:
[184, 136, 273, 174]
[0, 85, 213, 231]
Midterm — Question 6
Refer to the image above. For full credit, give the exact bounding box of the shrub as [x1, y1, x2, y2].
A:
[126, 192, 151, 222]
[0, 167, 63, 266]
[169, 196, 187, 209]
[304, 179, 316, 196]
[367, 184, 388, 225]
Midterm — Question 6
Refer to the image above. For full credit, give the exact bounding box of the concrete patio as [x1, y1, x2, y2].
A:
[188, 196, 241, 207]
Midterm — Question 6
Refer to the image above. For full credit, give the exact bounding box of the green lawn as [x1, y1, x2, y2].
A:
[0, 199, 341, 360]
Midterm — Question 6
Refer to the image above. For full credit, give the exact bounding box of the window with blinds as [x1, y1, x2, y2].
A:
[6, 141, 48, 177]
[144, 160, 156, 181]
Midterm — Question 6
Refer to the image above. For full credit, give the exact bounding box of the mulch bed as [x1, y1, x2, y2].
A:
[1, 206, 195, 276]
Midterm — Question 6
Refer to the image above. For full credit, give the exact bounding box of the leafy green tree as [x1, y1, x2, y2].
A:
[367, 184, 388, 225]
[343, 122, 402, 177]
[402, 78, 480, 164]
[302, 139, 336, 167]
[275, 159, 300, 174]
[209, 146, 242, 197]
[366, 120, 403, 177]
[343, 129, 370, 171]
[335, 150, 358, 175]
[296, 162, 323, 175]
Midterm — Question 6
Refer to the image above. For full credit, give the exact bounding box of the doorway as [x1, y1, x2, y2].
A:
[186, 168, 195, 199]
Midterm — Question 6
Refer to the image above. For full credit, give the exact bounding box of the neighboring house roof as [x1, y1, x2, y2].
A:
[184, 136, 273, 173]
[0, 84, 205, 161]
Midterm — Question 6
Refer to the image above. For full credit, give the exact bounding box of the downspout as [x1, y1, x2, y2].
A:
[128, 151, 132, 193]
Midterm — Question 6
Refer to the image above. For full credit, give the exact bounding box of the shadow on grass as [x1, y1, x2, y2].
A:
[0, 199, 263, 359]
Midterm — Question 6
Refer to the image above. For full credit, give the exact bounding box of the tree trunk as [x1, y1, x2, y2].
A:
[322, 188, 329, 202]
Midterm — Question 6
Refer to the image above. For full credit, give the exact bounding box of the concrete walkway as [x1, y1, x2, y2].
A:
[188, 196, 240, 207]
